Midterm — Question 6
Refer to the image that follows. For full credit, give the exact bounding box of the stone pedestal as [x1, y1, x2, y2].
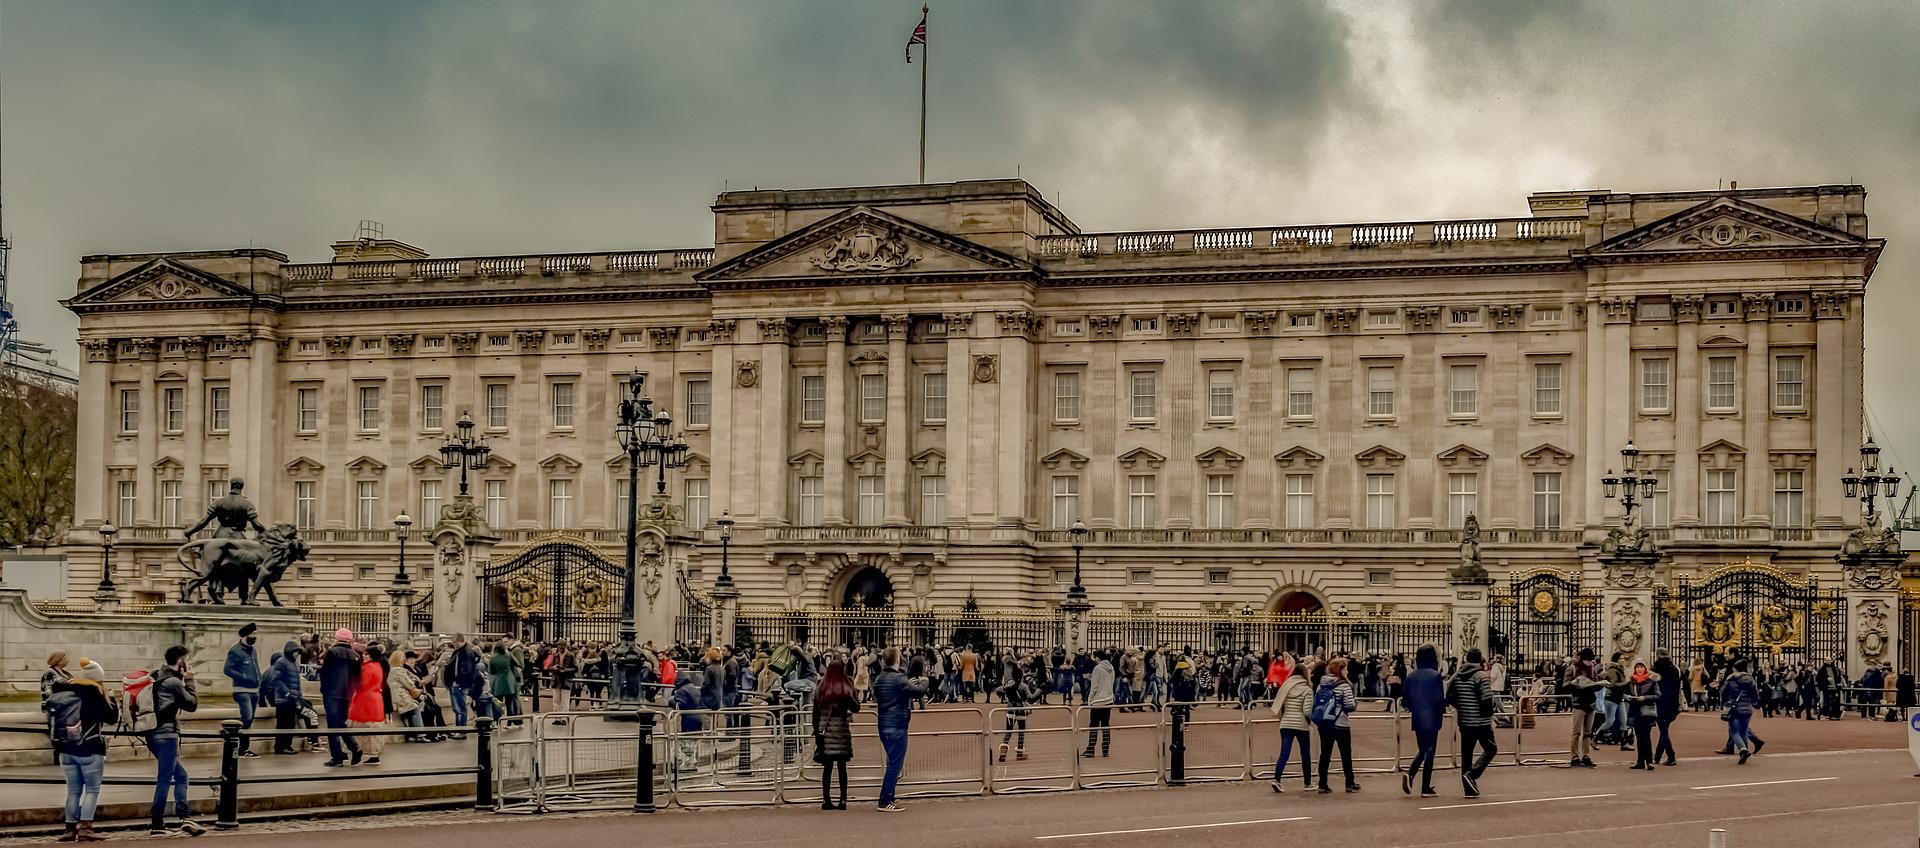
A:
[387, 578, 417, 639]
[431, 494, 497, 636]
[1062, 592, 1092, 656]
[1839, 551, 1905, 674]
[1600, 551, 1660, 665]
[710, 581, 740, 648]
[93, 587, 120, 613]
[1448, 578, 1493, 658]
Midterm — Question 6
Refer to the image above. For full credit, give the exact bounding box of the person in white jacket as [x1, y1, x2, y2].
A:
[1268, 653, 1314, 792]
[1080, 650, 1117, 758]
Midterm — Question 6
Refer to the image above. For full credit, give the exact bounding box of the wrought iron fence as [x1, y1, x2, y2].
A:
[1490, 569, 1603, 664]
[1903, 592, 1920, 675]
[1652, 564, 1848, 663]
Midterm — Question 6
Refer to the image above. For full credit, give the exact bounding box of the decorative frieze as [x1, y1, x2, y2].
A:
[648, 326, 680, 350]
[581, 328, 613, 351]
[386, 333, 416, 355]
[1812, 291, 1848, 320]
[1323, 307, 1358, 333]
[1487, 304, 1523, 328]
[515, 330, 545, 352]
[1672, 294, 1703, 322]
[884, 314, 911, 341]
[82, 339, 113, 363]
[1598, 296, 1635, 323]
[450, 332, 480, 354]
[323, 335, 353, 357]
[1406, 306, 1440, 330]
[942, 312, 975, 336]
[994, 310, 1040, 338]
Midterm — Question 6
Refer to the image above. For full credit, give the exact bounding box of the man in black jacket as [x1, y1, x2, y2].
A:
[1448, 648, 1497, 799]
[318, 629, 363, 767]
[148, 646, 205, 836]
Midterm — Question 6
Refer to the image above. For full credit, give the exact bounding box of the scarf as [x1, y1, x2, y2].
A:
[1631, 668, 1650, 684]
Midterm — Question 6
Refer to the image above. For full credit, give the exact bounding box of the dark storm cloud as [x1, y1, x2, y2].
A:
[5, 1, 1920, 461]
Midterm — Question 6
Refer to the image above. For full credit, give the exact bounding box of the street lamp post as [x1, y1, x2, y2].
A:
[95, 522, 118, 606]
[1600, 441, 1659, 524]
[1067, 519, 1088, 603]
[389, 511, 415, 636]
[715, 512, 734, 590]
[1841, 435, 1901, 522]
[438, 412, 492, 499]
[611, 370, 691, 708]
[394, 512, 413, 585]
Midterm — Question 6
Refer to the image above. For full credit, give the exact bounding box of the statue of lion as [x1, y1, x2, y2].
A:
[174, 523, 310, 606]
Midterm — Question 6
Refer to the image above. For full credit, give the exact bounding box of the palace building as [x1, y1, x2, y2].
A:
[59, 179, 1906, 665]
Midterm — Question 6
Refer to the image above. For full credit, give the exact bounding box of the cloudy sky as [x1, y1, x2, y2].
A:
[4, 1, 1919, 468]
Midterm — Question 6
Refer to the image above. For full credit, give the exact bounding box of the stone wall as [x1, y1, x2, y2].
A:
[0, 587, 305, 698]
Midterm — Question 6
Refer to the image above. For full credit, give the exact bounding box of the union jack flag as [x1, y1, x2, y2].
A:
[906, 7, 926, 62]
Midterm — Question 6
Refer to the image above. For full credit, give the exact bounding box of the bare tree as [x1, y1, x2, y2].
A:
[0, 372, 76, 548]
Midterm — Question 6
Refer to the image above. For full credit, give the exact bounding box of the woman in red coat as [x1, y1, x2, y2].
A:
[348, 643, 390, 764]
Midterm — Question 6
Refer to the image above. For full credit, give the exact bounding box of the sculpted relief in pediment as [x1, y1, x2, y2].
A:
[810, 223, 922, 273]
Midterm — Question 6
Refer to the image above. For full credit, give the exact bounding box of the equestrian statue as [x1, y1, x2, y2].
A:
[175, 478, 310, 605]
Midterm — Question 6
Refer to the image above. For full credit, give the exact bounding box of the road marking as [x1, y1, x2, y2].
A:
[1033, 816, 1310, 840]
[1420, 793, 1615, 811]
[1690, 776, 1836, 790]
[1416, 800, 1918, 846]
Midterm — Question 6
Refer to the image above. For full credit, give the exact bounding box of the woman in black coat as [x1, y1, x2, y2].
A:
[1651, 655, 1683, 766]
[811, 660, 859, 810]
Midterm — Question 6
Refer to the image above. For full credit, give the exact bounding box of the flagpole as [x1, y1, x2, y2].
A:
[918, 3, 928, 184]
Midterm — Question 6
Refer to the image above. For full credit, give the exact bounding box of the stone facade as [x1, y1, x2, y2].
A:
[60, 180, 1887, 622]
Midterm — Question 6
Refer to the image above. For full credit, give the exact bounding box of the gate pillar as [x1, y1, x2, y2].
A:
[432, 494, 498, 636]
[1838, 548, 1904, 675]
[1449, 577, 1493, 659]
[1600, 551, 1659, 665]
[710, 579, 740, 648]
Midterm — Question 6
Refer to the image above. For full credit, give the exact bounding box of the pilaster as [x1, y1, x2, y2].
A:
[757, 319, 792, 524]
[883, 314, 911, 525]
[1741, 294, 1773, 525]
[1672, 296, 1702, 524]
[821, 316, 849, 525]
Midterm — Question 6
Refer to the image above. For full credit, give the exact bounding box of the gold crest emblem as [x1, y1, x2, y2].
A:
[574, 575, 610, 616]
[506, 574, 548, 617]
[1531, 590, 1556, 617]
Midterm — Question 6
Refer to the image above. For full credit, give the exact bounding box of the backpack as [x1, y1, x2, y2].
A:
[124, 670, 157, 733]
[1311, 682, 1346, 727]
[47, 691, 93, 751]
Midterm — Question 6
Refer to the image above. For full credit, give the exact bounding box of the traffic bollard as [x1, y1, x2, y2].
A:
[635, 711, 656, 813]
[474, 716, 496, 811]
[1708, 828, 1727, 848]
[215, 720, 242, 829]
[1169, 705, 1187, 786]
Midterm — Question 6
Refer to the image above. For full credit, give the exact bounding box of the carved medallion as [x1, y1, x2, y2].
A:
[810, 223, 921, 273]
[506, 574, 547, 617]
[573, 575, 610, 616]
[736, 360, 761, 388]
[1679, 222, 1770, 249]
[972, 354, 998, 384]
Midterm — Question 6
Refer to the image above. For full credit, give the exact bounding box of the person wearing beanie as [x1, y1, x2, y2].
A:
[76, 658, 106, 682]
[223, 623, 262, 758]
[318, 629, 364, 766]
[41, 652, 72, 710]
[1448, 648, 1496, 798]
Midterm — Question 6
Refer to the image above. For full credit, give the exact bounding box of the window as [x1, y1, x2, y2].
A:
[1707, 299, 1737, 319]
[1532, 472, 1562, 529]
[1208, 315, 1237, 332]
[298, 339, 320, 353]
[1448, 307, 1482, 326]
[1054, 372, 1082, 422]
[1366, 311, 1397, 327]
[1206, 475, 1235, 528]
[1287, 312, 1316, 329]
[1638, 301, 1672, 321]
[486, 383, 510, 429]
[484, 480, 507, 528]
[118, 389, 139, 433]
[357, 565, 377, 580]
[207, 386, 230, 433]
[800, 376, 827, 424]
[1534, 306, 1564, 323]
[1286, 368, 1315, 418]
[620, 331, 644, 345]
[1645, 480, 1669, 528]
[615, 482, 630, 526]
[1774, 355, 1806, 409]
[1367, 366, 1396, 417]
[549, 381, 576, 429]
[1774, 470, 1805, 528]
[294, 481, 316, 530]
[1284, 475, 1315, 529]
[358, 385, 382, 431]
[923, 372, 947, 422]
[421, 384, 444, 430]
[684, 379, 710, 426]
[161, 481, 181, 527]
[1448, 473, 1478, 528]
[1051, 475, 1080, 529]
[207, 480, 224, 508]
[1055, 320, 1084, 336]
[1705, 469, 1738, 525]
[1708, 356, 1737, 411]
[1640, 359, 1671, 412]
[419, 480, 443, 527]
[356, 480, 381, 530]
[487, 334, 510, 348]
[1365, 474, 1396, 529]
[163, 388, 184, 433]
[857, 475, 885, 525]
[1129, 569, 1153, 585]
[1367, 570, 1394, 587]
[1449, 363, 1479, 416]
[1127, 475, 1156, 528]
[553, 332, 575, 347]
[1207, 368, 1235, 420]
[422, 336, 446, 351]
[116, 481, 137, 526]
[1206, 570, 1230, 586]
[296, 388, 318, 433]
[859, 373, 886, 423]
[1129, 371, 1157, 421]
[361, 338, 382, 352]
[684, 479, 709, 530]
[797, 476, 823, 525]
[1130, 316, 1159, 333]
[1534, 363, 1563, 415]
[1774, 297, 1808, 317]
[920, 476, 946, 525]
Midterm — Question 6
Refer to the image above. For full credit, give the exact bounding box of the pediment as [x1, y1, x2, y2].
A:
[1116, 447, 1167, 470]
[67, 258, 272, 309]
[910, 448, 946, 472]
[1275, 446, 1325, 469]
[408, 455, 446, 472]
[1195, 446, 1246, 469]
[538, 453, 583, 473]
[345, 455, 387, 474]
[1039, 448, 1090, 470]
[695, 206, 1032, 287]
[1697, 438, 1746, 456]
[1436, 443, 1490, 468]
[1588, 198, 1867, 256]
[1354, 444, 1407, 468]
[284, 456, 325, 476]
[1521, 443, 1575, 467]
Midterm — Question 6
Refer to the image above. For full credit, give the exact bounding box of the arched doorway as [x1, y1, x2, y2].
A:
[1268, 589, 1329, 656]
[835, 567, 894, 648]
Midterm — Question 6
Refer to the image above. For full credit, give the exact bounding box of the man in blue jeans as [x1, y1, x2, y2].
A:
[148, 646, 206, 836]
[1398, 644, 1445, 797]
[223, 622, 262, 758]
[1720, 657, 1763, 763]
[869, 646, 928, 812]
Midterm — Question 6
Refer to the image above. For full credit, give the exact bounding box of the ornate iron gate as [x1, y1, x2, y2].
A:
[1903, 592, 1920, 676]
[481, 537, 625, 643]
[1652, 564, 1847, 664]
[1490, 569, 1602, 665]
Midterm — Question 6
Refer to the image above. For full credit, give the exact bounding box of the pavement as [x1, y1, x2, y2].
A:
[1, 707, 1902, 847]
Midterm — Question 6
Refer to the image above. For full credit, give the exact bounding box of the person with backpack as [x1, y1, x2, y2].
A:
[1449, 648, 1497, 798]
[1313, 656, 1360, 793]
[144, 645, 204, 837]
[1267, 653, 1313, 793]
[263, 641, 304, 755]
[41, 652, 73, 711]
[1562, 649, 1603, 768]
[222, 623, 262, 759]
[48, 675, 117, 842]
[1399, 644, 1445, 797]
[995, 667, 1041, 762]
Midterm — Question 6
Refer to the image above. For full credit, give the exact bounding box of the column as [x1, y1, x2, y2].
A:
[757, 319, 792, 524]
[709, 319, 737, 525]
[943, 313, 976, 523]
[135, 341, 159, 525]
[994, 312, 1033, 526]
[1741, 295, 1772, 525]
[1672, 297, 1702, 524]
[75, 342, 111, 525]
[710, 581, 741, 648]
[883, 314, 911, 525]
[1812, 293, 1849, 526]
[182, 339, 207, 521]
[821, 317, 849, 525]
[248, 332, 278, 519]
[1582, 300, 1610, 532]
[1243, 335, 1274, 529]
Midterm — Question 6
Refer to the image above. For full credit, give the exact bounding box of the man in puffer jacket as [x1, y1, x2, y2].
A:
[263, 642, 305, 754]
[1448, 648, 1497, 798]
